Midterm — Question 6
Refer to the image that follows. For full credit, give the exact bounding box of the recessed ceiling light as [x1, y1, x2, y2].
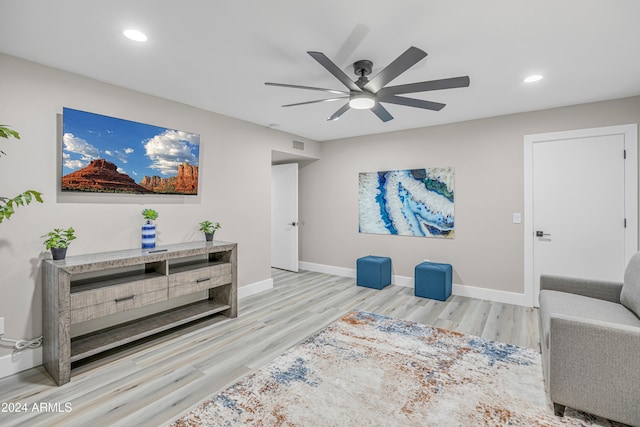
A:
[123, 29, 147, 42]
[523, 74, 543, 83]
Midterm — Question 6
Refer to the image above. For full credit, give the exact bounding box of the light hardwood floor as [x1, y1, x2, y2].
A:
[0, 269, 540, 427]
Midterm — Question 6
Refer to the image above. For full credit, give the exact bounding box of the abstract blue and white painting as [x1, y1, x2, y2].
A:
[359, 168, 454, 238]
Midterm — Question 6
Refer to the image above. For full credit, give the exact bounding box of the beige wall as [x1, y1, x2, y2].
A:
[0, 53, 319, 359]
[2, 50, 639, 367]
[299, 96, 640, 295]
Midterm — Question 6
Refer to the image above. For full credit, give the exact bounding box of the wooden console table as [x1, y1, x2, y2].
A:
[42, 241, 237, 386]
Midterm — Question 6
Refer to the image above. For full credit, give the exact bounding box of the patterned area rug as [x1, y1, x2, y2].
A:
[170, 311, 623, 426]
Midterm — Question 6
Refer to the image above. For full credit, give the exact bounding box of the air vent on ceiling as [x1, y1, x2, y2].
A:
[292, 140, 305, 151]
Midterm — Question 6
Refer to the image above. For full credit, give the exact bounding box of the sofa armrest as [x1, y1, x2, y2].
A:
[540, 275, 622, 303]
[549, 314, 640, 426]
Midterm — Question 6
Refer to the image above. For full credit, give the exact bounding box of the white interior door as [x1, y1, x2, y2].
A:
[525, 125, 638, 306]
[271, 163, 299, 272]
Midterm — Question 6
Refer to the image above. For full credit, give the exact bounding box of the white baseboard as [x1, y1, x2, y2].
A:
[0, 347, 43, 380]
[238, 278, 274, 299]
[392, 274, 414, 288]
[300, 261, 530, 307]
[451, 283, 528, 306]
[299, 261, 355, 278]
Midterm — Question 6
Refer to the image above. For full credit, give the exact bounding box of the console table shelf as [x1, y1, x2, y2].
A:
[70, 299, 231, 362]
[43, 241, 237, 386]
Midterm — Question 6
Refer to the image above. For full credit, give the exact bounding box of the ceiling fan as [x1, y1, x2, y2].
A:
[265, 46, 470, 122]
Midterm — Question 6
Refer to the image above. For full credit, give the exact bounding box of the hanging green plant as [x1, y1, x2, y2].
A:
[0, 125, 43, 223]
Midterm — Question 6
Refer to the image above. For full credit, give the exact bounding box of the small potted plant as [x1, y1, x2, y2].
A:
[42, 227, 76, 260]
[142, 208, 159, 223]
[199, 220, 221, 241]
[141, 208, 159, 249]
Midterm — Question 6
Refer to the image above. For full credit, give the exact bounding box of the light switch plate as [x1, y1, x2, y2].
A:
[513, 213, 522, 224]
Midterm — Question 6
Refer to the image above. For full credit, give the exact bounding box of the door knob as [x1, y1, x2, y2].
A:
[535, 230, 550, 237]
[288, 221, 298, 226]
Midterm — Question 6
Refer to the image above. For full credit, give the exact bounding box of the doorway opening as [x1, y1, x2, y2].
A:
[271, 150, 318, 275]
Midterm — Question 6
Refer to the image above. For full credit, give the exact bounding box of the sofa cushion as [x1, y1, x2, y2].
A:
[621, 251, 640, 317]
[539, 290, 640, 350]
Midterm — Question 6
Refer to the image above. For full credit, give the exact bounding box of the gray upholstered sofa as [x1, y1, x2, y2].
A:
[538, 253, 640, 426]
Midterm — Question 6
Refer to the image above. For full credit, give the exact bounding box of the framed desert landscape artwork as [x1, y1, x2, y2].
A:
[61, 107, 200, 195]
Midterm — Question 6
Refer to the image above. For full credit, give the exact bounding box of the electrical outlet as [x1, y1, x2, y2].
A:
[0, 317, 4, 336]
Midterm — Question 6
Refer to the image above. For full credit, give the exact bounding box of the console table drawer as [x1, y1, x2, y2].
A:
[168, 263, 232, 298]
[70, 277, 168, 324]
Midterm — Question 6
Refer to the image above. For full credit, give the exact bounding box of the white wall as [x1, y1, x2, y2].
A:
[299, 96, 640, 300]
[0, 54, 320, 367]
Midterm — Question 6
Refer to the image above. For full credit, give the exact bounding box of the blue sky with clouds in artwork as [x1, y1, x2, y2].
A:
[62, 108, 200, 182]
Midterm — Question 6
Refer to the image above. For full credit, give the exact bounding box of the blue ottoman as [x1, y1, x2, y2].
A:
[415, 261, 452, 301]
[356, 256, 392, 289]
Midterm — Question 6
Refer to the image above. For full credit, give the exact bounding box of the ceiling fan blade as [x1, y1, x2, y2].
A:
[371, 103, 393, 122]
[377, 76, 470, 96]
[378, 94, 446, 111]
[282, 97, 349, 107]
[327, 103, 351, 121]
[307, 51, 361, 92]
[265, 82, 348, 95]
[364, 46, 428, 93]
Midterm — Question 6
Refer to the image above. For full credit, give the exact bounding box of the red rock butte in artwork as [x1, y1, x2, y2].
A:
[62, 159, 198, 195]
[139, 163, 198, 194]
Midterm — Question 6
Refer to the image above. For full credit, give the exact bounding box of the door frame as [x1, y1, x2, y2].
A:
[523, 124, 638, 307]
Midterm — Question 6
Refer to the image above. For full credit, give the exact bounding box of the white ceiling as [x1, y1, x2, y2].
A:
[1, 0, 639, 141]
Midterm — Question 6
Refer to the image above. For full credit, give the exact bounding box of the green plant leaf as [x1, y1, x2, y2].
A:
[0, 125, 20, 140]
[0, 190, 44, 223]
[2, 203, 15, 219]
[26, 190, 43, 203]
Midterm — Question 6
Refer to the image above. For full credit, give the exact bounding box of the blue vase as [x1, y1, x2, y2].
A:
[142, 221, 156, 249]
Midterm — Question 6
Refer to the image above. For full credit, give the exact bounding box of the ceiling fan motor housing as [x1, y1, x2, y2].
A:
[353, 60, 373, 77]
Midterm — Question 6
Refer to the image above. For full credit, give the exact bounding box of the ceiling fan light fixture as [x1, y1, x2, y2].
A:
[123, 29, 148, 42]
[349, 93, 375, 110]
[523, 74, 543, 83]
